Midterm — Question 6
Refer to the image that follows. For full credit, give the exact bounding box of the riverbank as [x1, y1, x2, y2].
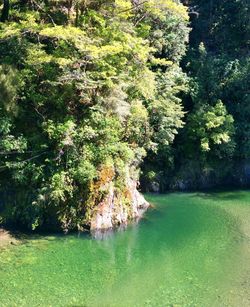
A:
[0, 228, 19, 249]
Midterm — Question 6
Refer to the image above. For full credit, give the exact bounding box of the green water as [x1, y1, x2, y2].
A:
[0, 191, 250, 307]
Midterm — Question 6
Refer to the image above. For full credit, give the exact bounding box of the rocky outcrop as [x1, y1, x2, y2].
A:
[90, 178, 149, 236]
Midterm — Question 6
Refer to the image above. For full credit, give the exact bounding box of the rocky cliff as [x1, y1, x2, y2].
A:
[90, 178, 149, 237]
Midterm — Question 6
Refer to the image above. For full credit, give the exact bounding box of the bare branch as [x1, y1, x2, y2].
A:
[30, 0, 56, 26]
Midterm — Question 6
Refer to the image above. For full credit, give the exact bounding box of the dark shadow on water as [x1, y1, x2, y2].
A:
[193, 189, 250, 202]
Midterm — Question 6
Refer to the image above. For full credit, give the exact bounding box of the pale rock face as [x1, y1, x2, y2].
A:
[90, 178, 149, 236]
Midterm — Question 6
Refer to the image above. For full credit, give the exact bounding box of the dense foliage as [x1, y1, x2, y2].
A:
[0, 0, 189, 230]
[142, 0, 250, 191]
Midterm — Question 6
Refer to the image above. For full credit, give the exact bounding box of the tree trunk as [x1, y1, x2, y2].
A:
[1, 0, 10, 22]
[75, 1, 79, 27]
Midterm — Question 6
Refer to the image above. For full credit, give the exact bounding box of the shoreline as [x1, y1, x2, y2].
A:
[0, 228, 18, 249]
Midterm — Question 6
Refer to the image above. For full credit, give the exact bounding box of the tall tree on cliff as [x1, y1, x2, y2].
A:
[0, 0, 190, 230]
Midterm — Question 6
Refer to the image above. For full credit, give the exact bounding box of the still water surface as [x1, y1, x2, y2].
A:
[0, 191, 250, 306]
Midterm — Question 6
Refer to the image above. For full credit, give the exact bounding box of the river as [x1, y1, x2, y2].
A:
[0, 191, 249, 306]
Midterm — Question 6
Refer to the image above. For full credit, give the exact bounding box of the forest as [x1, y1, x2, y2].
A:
[0, 0, 249, 232]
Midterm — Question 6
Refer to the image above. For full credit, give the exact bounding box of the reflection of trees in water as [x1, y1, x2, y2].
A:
[91, 221, 141, 267]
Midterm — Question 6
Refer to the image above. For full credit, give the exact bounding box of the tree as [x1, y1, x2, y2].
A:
[0, 0, 190, 230]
